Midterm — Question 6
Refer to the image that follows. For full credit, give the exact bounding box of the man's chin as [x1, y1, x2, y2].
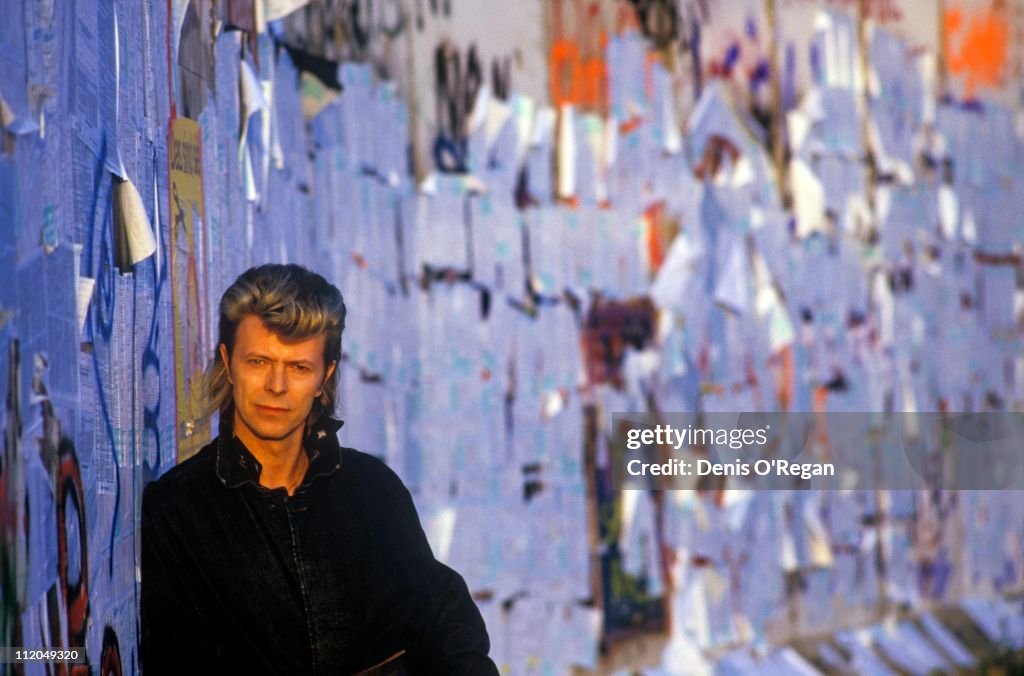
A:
[234, 409, 305, 446]
[239, 415, 300, 442]
[249, 425, 298, 441]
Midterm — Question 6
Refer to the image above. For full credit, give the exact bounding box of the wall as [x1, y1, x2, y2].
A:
[0, 0, 1022, 674]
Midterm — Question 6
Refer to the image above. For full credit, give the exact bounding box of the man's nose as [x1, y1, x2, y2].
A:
[265, 364, 288, 393]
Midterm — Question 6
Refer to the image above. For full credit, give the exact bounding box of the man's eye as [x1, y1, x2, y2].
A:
[248, 358, 265, 366]
[292, 364, 311, 373]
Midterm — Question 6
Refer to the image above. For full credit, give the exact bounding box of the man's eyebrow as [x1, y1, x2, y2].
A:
[242, 352, 315, 365]
[243, 351, 272, 359]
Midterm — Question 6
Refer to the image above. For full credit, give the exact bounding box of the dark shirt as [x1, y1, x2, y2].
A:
[140, 410, 498, 675]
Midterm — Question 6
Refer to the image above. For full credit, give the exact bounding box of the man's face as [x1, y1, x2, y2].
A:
[220, 315, 336, 453]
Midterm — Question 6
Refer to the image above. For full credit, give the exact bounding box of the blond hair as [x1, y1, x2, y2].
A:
[205, 264, 346, 419]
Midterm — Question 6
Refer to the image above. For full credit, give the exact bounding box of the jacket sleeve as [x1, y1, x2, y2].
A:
[384, 477, 499, 675]
[140, 483, 219, 674]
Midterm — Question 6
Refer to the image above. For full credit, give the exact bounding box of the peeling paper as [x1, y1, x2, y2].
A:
[511, 94, 535, 167]
[77, 277, 95, 337]
[113, 176, 157, 270]
[239, 58, 268, 156]
[484, 96, 512, 153]
[556, 104, 576, 199]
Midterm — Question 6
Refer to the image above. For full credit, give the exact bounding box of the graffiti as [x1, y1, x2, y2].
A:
[434, 42, 482, 172]
[433, 43, 513, 172]
[548, 0, 703, 111]
[142, 170, 170, 483]
[80, 134, 123, 578]
[56, 418, 91, 673]
[1, 339, 23, 655]
[628, 0, 679, 50]
[415, 0, 452, 31]
[491, 56, 512, 102]
[4, 0, 1024, 667]
[24, 359, 93, 673]
[549, 0, 608, 111]
[549, 37, 608, 110]
[702, 16, 771, 98]
[95, 194, 125, 580]
[620, 0, 707, 102]
[945, 4, 1009, 99]
[100, 625, 123, 675]
[292, 0, 408, 62]
[340, 0, 407, 53]
[311, 0, 407, 60]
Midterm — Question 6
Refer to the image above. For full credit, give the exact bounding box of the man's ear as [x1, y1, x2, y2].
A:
[317, 360, 337, 397]
[219, 344, 233, 383]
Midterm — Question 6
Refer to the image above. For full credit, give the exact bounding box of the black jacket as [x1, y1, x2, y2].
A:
[140, 411, 498, 675]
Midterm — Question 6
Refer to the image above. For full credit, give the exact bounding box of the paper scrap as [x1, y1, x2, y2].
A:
[113, 177, 156, 271]
[556, 104, 576, 199]
[531, 106, 556, 148]
[239, 58, 268, 154]
[790, 158, 825, 236]
[466, 84, 490, 137]
[77, 277, 95, 337]
[714, 241, 751, 315]
[787, 109, 812, 154]
[512, 94, 536, 166]
[484, 96, 512, 152]
[243, 145, 258, 202]
[0, 91, 13, 128]
[261, 0, 310, 24]
[300, 71, 339, 121]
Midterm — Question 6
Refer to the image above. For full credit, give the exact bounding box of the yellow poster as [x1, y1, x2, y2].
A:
[168, 116, 211, 461]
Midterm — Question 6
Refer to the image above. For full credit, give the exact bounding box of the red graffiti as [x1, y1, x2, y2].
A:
[945, 4, 1009, 99]
[550, 37, 609, 110]
[100, 625, 122, 676]
[57, 436, 90, 673]
[550, 0, 609, 111]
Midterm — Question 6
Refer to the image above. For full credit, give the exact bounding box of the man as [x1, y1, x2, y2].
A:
[141, 263, 498, 675]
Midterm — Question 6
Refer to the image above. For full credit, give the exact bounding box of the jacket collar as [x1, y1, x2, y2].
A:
[215, 407, 345, 491]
